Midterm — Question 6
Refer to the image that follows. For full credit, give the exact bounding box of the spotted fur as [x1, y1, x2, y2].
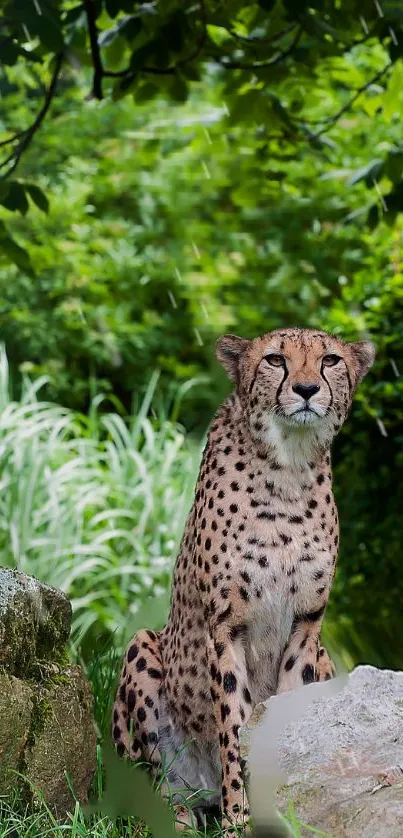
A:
[112, 327, 375, 833]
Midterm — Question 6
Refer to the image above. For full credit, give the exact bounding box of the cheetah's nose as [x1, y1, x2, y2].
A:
[292, 383, 320, 400]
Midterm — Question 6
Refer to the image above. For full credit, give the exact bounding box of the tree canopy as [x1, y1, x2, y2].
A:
[2, 0, 403, 270]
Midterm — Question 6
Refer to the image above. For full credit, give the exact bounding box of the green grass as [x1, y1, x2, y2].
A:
[0, 800, 333, 838]
[0, 348, 334, 837]
[0, 349, 202, 657]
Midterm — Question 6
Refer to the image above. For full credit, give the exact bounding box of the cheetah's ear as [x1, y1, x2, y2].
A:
[348, 340, 376, 385]
[215, 334, 250, 383]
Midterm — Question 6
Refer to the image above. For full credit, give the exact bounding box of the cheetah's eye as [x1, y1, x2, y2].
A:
[322, 354, 342, 367]
[265, 354, 284, 367]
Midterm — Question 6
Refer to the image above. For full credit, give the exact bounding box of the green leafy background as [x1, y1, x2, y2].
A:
[0, 0, 402, 774]
[0, 1, 403, 833]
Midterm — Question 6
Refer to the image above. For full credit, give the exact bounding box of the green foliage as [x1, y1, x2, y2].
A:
[1, 0, 403, 274]
[0, 761, 317, 838]
[0, 7, 401, 834]
[0, 45, 402, 418]
[0, 48, 402, 665]
[325, 263, 403, 668]
[0, 0, 401, 680]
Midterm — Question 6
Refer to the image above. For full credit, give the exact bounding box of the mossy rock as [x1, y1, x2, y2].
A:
[0, 568, 96, 817]
[0, 672, 33, 791]
[24, 665, 97, 815]
[0, 568, 71, 678]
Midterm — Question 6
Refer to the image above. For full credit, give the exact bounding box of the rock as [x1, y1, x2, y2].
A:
[0, 673, 33, 792]
[24, 666, 97, 816]
[241, 666, 403, 837]
[0, 568, 72, 677]
[0, 568, 96, 816]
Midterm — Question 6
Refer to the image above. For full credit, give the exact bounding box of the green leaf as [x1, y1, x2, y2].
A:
[384, 148, 403, 183]
[112, 73, 137, 100]
[0, 39, 20, 66]
[100, 16, 143, 48]
[30, 14, 65, 52]
[253, 65, 289, 84]
[182, 64, 201, 82]
[0, 183, 11, 202]
[305, 15, 341, 41]
[384, 180, 403, 212]
[386, 27, 403, 63]
[104, 0, 121, 18]
[0, 181, 29, 215]
[258, 0, 277, 10]
[103, 36, 128, 70]
[114, 0, 138, 11]
[5, 0, 64, 52]
[63, 4, 85, 25]
[163, 11, 188, 55]
[169, 74, 188, 103]
[0, 220, 33, 274]
[265, 169, 286, 181]
[284, 0, 309, 15]
[129, 44, 153, 72]
[134, 82, 159, 104]
[230, 89, 274, 125]
[25, 184, 49, 213]
[268, 92, 295, 130]
[367, 204, 379, 229]
[348, 159, 384, 187]
[384, 209, 397, 227]
[0, 35, 42, 64]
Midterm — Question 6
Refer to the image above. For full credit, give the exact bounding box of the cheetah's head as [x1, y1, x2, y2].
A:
[216, 328, 375, 452]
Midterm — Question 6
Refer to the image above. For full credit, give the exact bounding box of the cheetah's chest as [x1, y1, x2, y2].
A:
[233, 516, 334, 701]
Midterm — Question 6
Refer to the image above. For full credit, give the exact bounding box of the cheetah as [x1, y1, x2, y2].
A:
[112, 327, 375, 834]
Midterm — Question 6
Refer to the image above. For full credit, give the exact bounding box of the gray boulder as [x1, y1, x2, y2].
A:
[241, 665, 403, 837]
[0, 568, 97, 816]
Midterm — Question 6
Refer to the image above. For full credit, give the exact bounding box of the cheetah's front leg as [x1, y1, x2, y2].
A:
[317, 644, 336, 681]
[277, 617, 335, 694]
[208, 626, 253, 835]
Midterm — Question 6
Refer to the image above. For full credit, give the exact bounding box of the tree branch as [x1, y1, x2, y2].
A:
[83, 0, 104, 99]
[0, 53, 63, 179]
[103, 2, 207, 87]
[308, 62, 392, 139]
[225, 22, 297, 47]
[216, 26, 303, 71]
[0, 130, 27, 149]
